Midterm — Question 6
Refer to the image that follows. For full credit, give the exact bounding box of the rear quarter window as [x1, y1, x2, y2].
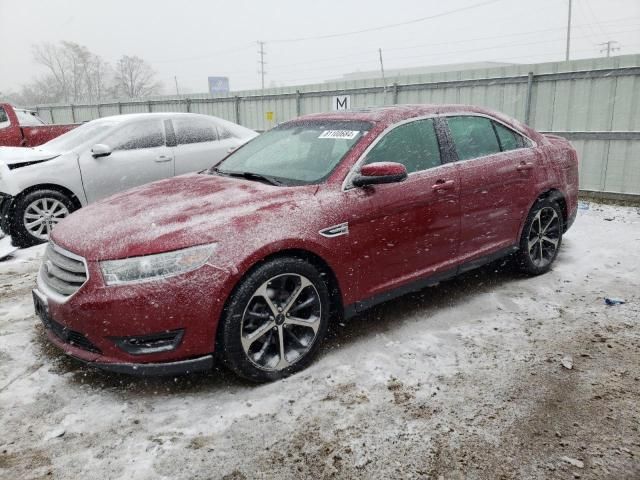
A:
[493, 121, 531, 151]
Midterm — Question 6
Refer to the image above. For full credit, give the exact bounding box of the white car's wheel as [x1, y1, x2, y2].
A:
[12, 190, 75, 247]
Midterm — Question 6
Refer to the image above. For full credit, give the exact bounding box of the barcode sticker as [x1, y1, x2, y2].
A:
[318, 130, 359, 140]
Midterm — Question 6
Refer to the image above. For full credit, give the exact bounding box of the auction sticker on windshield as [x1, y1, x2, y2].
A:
[318, 130, 359, 139]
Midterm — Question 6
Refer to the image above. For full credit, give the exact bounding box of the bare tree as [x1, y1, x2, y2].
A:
[24, 42, 159, 104]
[31, 41, 112, 104]
[113, 55, 161, 98]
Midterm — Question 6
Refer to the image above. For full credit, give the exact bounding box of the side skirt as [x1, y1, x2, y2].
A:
[343, 245, 519, 319]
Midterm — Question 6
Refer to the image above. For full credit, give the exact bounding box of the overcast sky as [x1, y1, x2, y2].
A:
[1, 0, 638, 95]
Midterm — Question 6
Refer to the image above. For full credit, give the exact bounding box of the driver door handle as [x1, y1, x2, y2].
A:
[516, 161, 534, 171]
[432, 179, 455, 192]
[155, 155, 172, 163]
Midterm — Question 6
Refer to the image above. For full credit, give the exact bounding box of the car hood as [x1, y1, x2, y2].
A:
[0, 146, 61, 166]
[51, 173, 318, 261]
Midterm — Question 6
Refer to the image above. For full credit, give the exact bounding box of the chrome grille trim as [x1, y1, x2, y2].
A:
[37, 242, 89, 303]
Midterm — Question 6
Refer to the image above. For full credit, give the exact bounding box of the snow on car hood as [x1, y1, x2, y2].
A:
[0, 146, 60, 166]
[51, 173, 318, 261]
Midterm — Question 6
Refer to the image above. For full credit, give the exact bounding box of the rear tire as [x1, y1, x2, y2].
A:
[218, 257, 330, 383]
[515, 198, 564, 275]
[11, 190, 75, 248]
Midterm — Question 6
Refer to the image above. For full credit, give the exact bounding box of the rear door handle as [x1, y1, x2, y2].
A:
[432, 179, 455, 192]
[516, 161, 534, 171]
[155, 155, 172, 163]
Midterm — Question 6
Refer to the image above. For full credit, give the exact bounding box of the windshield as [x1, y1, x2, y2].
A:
[43, 119, 121, 152]
[215, 120, 372, 185]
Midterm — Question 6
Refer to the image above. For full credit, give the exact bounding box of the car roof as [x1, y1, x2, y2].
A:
[291, 104, 541, 140]
[293, 104, 504, 125]
[94, 112, 218, 123]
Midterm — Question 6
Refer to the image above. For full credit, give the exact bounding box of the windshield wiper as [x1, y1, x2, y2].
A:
[213, 168, 282, 186]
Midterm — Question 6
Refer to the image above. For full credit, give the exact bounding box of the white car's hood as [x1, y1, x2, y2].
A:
[0, 146, 61, 166]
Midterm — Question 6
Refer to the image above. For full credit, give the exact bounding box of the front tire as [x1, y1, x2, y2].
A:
[218, 257, 330, 383]
[515, 198, 564, 275]
[11, 190, 75, 248]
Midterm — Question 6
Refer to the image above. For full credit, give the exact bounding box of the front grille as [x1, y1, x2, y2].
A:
[40, 243, 87, 298]
[47, 316, 101, 353]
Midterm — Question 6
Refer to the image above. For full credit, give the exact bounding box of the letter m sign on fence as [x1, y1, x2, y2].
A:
[332, 95, 351, 111]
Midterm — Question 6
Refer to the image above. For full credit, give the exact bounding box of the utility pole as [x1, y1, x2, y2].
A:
[257, 41, 267, 91]
[565, 0, 572, 61]
[174, 76, 180, 96]
[599, 41, 620, 57]
[378, 48, 387, 93]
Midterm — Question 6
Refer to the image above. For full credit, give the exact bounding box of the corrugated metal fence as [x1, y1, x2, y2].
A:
[33, 54, 640, 195]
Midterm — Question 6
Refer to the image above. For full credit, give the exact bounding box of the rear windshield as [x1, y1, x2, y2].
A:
[215, 120, 372, 185]
[15, 109, 45, 126]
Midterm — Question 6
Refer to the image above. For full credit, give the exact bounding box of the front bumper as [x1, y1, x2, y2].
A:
[33, 257, 235, 376]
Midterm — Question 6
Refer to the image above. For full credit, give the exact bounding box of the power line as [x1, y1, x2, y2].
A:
[584, 0, 609, 38]
[152, 43, 255, 64]
[270, 26, 639, 77]
[267, 0, 504, 43]
[268, 18, 640, 70]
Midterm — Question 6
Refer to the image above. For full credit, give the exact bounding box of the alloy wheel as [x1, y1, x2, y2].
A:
[240, 273, 322, 371]
[23, 198, 70, 241]
[527, 206, 560, 268]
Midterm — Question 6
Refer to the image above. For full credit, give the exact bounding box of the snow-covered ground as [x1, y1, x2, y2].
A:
[1, 201, 638, 479]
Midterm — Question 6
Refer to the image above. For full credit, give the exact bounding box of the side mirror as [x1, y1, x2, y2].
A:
[91, 144, 112, 158]
[352, 162, 408, 187]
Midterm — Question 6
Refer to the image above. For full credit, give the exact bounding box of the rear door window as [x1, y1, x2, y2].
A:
[173, 117, 218, 144]
[364, 119, 441, 174]
[447, 116, 501, 161]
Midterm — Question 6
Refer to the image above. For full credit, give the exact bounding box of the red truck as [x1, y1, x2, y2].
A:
[0, 103, 77, 147]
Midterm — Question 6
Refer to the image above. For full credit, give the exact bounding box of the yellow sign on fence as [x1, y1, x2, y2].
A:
[265, 111, 274, 121]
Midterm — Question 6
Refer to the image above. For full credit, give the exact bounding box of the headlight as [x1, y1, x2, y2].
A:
[100, 243, 217, 285]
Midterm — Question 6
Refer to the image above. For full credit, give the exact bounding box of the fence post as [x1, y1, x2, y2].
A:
[96, 103, 102, 119]
[147, 101, 152, 113]
[117, 102, 122, 114]
[524, 71, 534, 126]
[186, 98, 191, 113]
[50, 107, 56, 124]
[296, 90, 302, 117]
[234, 96, 241, 125]
[70, 104, 76, 123]
[392, 83, 399, 104]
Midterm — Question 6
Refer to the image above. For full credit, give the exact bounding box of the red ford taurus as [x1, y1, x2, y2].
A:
[33, 105, 579, 382]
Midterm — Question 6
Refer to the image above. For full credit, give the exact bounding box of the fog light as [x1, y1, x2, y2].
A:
[112, 329, 184, 355]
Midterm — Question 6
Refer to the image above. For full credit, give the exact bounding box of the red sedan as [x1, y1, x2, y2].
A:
[33, 105, 579, 382]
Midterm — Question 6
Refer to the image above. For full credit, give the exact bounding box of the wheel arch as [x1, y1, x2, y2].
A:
[14, 183, 83, 211]
[214, 247, 345, 353]
[519, 188, 568, 239]
[4, 183, 83, 236]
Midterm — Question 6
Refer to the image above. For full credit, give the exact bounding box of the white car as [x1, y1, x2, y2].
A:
[0, 113, 257, 246]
